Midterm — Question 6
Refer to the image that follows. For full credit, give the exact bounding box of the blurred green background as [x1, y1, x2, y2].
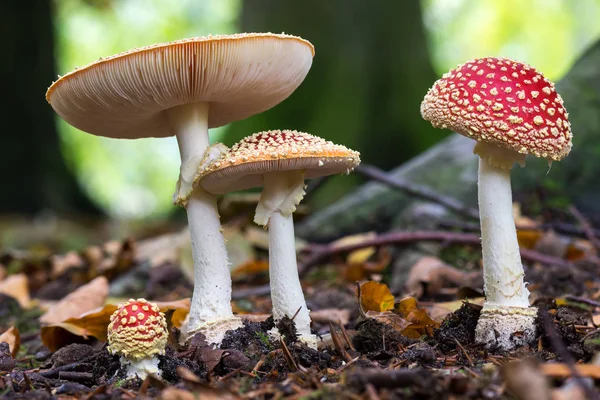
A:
[3, 0, 600, 221]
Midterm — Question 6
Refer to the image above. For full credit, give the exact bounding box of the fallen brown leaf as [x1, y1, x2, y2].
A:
[40, 276, 109, 326]
[311, 308, 351, 326]
[365, 310, 411, 332]
[501, 359, 550, 400]
[0, 273, 31, 308]
[405, 256, 475, 298]
[0, 326, 20, 357]
[426, 298, 485, 322]
[395, 296, 440, 338]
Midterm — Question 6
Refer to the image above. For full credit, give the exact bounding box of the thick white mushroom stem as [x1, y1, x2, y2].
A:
[256, 171, 317, 349]
[473, 142, 537, 350]
[168, 102, 241, 344]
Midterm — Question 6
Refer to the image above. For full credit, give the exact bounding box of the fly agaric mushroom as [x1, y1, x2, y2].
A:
[198, 130, 360, 348]
[421, 57, 572, 350]
[107, 299, 168, 379]
[46, 33, 315, 344]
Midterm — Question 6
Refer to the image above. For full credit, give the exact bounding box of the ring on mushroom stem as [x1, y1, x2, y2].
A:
[46, 33, 315, 345]
[198, 130, 361, 349]
[107, 298, 168, 380]
[420, 57, 572, 351]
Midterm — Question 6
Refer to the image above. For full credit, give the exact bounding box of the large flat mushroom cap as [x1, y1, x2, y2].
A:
[46, 33, 314, 139]
[198, 130, 360, 195]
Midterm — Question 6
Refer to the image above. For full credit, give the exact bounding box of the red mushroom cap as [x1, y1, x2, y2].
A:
[421, 57, 572, 161]
[107, 298, 167, 360]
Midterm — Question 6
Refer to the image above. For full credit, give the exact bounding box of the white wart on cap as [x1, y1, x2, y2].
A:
[46, 33, 315, 139]
[198, 129, 360, 195]
[421, 57, 572, 162]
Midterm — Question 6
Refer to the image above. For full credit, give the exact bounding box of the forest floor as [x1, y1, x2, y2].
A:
[1, 199, 600, 399]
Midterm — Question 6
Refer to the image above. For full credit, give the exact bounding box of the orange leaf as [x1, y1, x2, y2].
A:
[232, 260, 269, 278]
[360, 281, 395, 312]
[540, 363, 600, 379]
[395, 296, 440, 338]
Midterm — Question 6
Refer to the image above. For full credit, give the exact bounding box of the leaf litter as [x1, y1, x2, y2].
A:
[2, 201, 600, 398]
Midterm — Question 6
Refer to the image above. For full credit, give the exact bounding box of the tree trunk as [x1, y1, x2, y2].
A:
[226, 1, 444, 207]
[0, 0, 98, 215]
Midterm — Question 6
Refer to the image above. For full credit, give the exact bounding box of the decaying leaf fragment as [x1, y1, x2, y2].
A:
[0, 326, 20, 358]
[394, 296, 440, 338]
[0, 273, 31, 308]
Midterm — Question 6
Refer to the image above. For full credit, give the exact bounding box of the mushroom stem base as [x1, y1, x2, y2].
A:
[475, 305, 537, 351]
[268, 327, 318, 350]
[121, 356, 161, 380]
[180, 315, 243, 346]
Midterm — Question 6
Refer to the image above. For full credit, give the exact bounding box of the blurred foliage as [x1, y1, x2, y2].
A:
[513, 39, 600, 216]
[54, 0, 239, 218]
[52, 0, 600, 218]
[423, 0, 600, 79]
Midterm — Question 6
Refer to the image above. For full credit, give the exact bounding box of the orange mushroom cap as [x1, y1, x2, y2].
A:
[198, 129, 360, 195]
[421, 57, 572, 161]
[107, 299, 167, 361]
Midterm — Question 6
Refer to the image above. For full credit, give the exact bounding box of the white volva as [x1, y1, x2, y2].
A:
[169, 103, 242, 344]
[122, 357, 161, 380]
[256, 171, 317, 348]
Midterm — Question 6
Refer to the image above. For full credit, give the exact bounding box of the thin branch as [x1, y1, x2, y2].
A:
[232, 230, 572, 300]
[569, 205, 600, 249]
[298, 230, 572, 276]
[354, 164, 480, 220]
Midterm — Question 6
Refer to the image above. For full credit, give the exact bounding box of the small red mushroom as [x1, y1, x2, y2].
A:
[107, 298, 167, 379]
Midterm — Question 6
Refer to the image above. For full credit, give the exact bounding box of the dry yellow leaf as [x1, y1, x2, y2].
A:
[0, 273, 31, 308]
[0, 326, 20, 357]
[359, 281, 395, 312]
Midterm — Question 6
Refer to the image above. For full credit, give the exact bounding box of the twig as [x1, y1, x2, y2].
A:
[354, 164, 479, 220]
[37, 354, 96, 378]
[440, 218, 600, 240]
[541, 307, 598, 400]
[453, 339, 473, 367]
[569, 205, 600, 249]
[233, 230, 572, 300]
[298, 230, 571, 276]
[58, 371, 93, 383]
[564, 295, 600, 309]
